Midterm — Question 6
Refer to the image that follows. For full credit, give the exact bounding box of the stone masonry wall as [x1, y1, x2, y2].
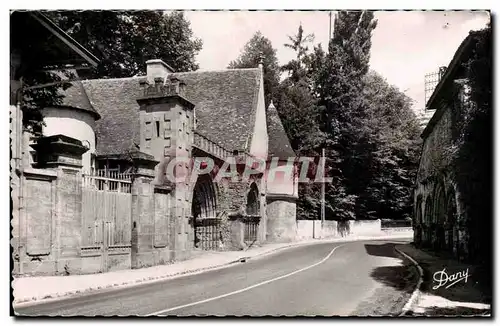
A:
[415, 101, 469, 260]
[417, 106, 453, 183]
[266, 198, 297, 242]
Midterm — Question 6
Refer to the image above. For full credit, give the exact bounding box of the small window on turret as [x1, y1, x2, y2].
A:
[155, 121, 160, 137]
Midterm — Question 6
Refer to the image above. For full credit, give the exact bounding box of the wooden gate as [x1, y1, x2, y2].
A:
[81, 172, 132, 272]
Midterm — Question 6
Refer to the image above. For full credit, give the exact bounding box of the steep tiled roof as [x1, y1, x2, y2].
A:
[82, 77, 143, 156]
[81, 69, 261, 156]
[174, 69, 260, 151]
[266, 102, 296, 160]
[58, 81, 101, 120]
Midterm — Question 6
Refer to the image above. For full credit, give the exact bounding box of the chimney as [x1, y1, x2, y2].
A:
[258, 52, 264, 70]
[146, 59, 175, 84]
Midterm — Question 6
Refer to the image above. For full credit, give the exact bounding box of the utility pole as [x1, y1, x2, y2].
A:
[321, 148, 326, 231]
[329, 11, 332, 39]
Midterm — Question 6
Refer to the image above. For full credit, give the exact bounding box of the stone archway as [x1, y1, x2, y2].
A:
[244, 182, 260, 243]
[415, 195, 423, 246]
[434, 184, 446, 251]
[423, 195, 433, 246]
[191, 174, 219, 250]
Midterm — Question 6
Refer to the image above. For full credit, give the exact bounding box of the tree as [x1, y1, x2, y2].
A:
[228, 31, 280, 108]
[317, 11, 378, 220]
[282, 24, 314, 81]
[47, 10, 203, 78]
[275, 25, 324, 220]
[20, 71, 75, 135]
[360, 71, 421, 220]
[277, 24, 324, 153]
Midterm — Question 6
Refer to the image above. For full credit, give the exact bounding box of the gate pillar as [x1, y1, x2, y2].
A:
[130, 152, 158, 269]
[30, 135, 87, 275]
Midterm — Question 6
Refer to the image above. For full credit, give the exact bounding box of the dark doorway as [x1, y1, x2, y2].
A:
[191, 174, 219, 250]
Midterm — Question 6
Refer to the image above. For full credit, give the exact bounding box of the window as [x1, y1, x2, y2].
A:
[145, 121, 152, 140]
[164, 120, 171, 132]
[155, 121, 160, 138]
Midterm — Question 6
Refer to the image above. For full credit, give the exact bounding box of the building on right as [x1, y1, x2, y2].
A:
[413, 27, 492, 265]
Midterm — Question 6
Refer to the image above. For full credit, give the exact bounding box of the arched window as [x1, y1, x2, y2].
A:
[434, 184, 446, 224]
[446, 189, 458, 253]
[246, 183, 260, 216]
[415, 195, 423, 224]
[424, 196, 433, 225]
[446, 190, 458, 224]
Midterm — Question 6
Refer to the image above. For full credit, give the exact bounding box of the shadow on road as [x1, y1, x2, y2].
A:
[363, 243, 418, 294]
[398, 245, 492, 306]
[367, 243, 492, 317]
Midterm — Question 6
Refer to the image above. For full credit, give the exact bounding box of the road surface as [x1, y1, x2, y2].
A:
[15, 239, 417, 316]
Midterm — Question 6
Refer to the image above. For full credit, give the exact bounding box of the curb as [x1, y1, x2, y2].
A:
[244, 234, 412, 263]
[13, 234, 412, 308]
[395, 246, 424, 317]
[13, 257, 245, 308]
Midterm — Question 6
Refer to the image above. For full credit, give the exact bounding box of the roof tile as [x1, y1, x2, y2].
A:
[82, 69, 261, 156]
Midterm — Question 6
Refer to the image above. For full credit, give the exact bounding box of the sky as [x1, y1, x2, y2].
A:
[183, 10, 490, 114]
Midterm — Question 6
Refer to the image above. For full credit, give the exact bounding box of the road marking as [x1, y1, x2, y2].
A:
[146, 244, 346, 316]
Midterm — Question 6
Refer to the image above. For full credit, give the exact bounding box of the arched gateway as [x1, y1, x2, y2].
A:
[191, 174, 220, 250]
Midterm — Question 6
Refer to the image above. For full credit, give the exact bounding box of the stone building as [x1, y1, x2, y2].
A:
[10, 11, 101, 275]
[11, 12, 298, 275]
[413, 30, 489, 262]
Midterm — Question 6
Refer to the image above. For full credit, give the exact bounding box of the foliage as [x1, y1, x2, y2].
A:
[48, 10, 203, 78]
[360, 71, 421, 220]
[276, 24, 325, 154]
[17, 10, 203, 132]
[317, 11, 378, 220]
[21, 70, 75, 135]
[228, 31, 281, 108]
[278, 12, 421, 221]
[451, 25, 492, 267]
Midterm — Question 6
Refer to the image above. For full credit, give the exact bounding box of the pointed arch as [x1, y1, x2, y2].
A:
[415, 194, 424, 245]
[434, 182, 447, 224]
[246, 182, 260, 216]
[433, 181, 447, 250]
[191, 174, 217, 219]
[424, 195, 433, 225]
[446, 187, 459, 254]
[415, 194, 423, 224]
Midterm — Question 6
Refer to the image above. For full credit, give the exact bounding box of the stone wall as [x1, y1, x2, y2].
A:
[11, 135, 183, 276]
[213, 174, 267, 250]
[349, 219, 382, 236]
[417, 105, 453, 183]
[266, 197, 297, 242]
[414, 96, 469, 261]
[296, 219, 383, 240]
[296, 220, 336, 240]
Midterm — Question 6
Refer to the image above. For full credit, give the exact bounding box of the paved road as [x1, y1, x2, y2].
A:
[15, 239, 417, 317]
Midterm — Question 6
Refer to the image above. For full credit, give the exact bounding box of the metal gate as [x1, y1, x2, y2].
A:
[81, 172, 132, 272]
[243, 215, 260, 243]
[194, 217, 222, 250]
